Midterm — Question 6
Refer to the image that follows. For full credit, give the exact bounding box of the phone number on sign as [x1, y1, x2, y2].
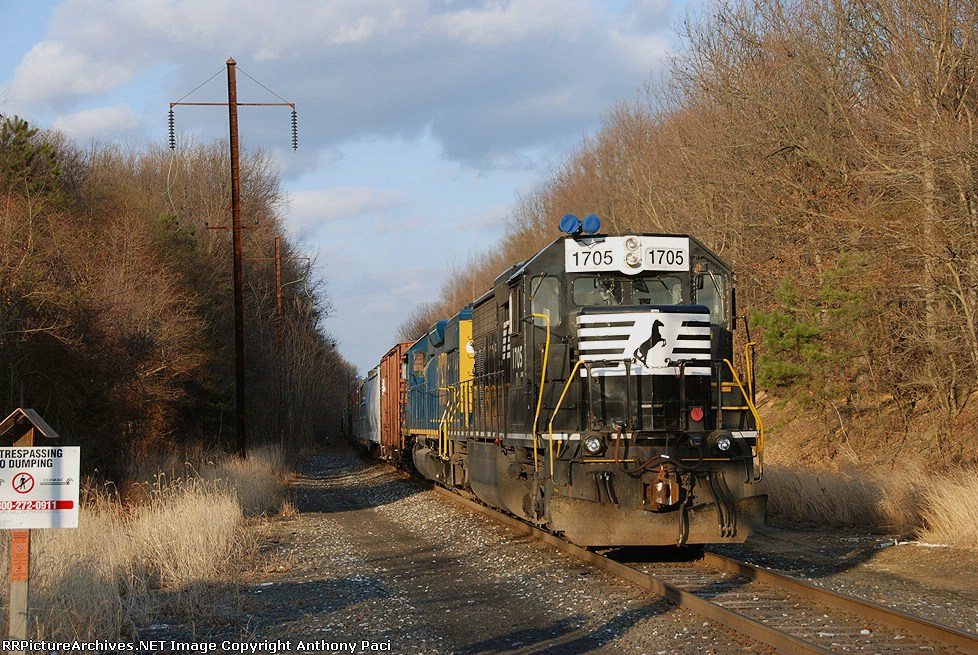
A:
[0, 500, 74, 511]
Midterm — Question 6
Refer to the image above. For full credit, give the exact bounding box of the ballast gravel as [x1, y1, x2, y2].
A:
[236, 444, 762, 654]
[139, 441, 977, 654]
[711, 524, 978, 637]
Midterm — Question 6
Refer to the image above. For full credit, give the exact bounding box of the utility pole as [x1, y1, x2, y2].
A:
[169, 58, 297, 458]
[251, 235, 310, 341]
[227, 59, 247, 459]
[249, 235, 310, 445]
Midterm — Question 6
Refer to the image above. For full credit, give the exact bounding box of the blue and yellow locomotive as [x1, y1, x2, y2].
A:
[354, 215, 766, 547]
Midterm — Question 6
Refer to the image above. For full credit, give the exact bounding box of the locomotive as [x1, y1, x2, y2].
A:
[349, 214, 766, 547]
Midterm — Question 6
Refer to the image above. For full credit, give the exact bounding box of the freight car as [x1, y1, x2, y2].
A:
[353, 215, 766, 547]
[349, 366, 380, 452]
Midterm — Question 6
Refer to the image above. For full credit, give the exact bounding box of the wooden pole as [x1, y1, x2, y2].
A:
[247, 236, 309, 448]
[228, 58, 248, 459]
[170, 60, 296, 460]
[275, 235, 283, 342]
[8, 530, 29, 640]
[8, 427, 35, 646]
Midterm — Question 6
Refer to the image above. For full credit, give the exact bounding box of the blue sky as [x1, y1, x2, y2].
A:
[1, 0, 696, 374]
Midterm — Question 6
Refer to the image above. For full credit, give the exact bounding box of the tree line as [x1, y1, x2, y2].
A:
[1, 115, 355, 477]
[400, 0, 978, 468]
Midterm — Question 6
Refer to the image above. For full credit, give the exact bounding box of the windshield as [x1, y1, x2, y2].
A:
[572, 271, 729, 325]
[573, 274, 686, 306]
[632, 275, 684, 305]
[572, 276, 623, 306]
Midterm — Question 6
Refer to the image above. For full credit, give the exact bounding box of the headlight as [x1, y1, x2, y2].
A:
[583, 435, 605, 455]
[708, 430, 736, 454]
[625, 252, 641, 268]
[625, 236, 640, 251]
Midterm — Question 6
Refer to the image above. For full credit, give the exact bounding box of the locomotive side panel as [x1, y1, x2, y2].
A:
[408, 309, 473, 486]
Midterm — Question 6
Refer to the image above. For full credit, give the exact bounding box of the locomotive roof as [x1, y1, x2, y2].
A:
[476, 232, 729, 306]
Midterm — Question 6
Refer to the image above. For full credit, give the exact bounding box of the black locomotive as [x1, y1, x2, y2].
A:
[353, 214, 766, 547]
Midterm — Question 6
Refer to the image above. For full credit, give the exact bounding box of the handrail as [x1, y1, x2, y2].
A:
[744, 340, 757, 401]
[547, 359, 585, 480]
[722, 358, 764, 480]
[437, 385, 459, 460]
[530, 313, 551, 476]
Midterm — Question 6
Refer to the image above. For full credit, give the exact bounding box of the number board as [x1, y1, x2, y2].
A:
[565, 236, 690, 274]
[0, 446, 80, 529]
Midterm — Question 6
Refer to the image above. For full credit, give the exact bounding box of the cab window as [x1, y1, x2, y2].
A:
[573, 276, 623, 306]
[695, 273, 726, 324]
[633, 275, 685, 305]
[530, 276, 561, 327]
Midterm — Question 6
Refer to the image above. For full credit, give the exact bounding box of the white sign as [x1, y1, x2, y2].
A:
[565, 236, 690, 275]
[0, 446, 80, 529]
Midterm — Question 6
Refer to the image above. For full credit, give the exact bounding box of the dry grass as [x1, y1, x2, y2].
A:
[0, 444, 292, 639]
[24, 507, 142, 639]
[201, 443, 290, 516]
[917, 467, 978, 547]
[757, 465, 921, 535]
[758, 452, 978, 548]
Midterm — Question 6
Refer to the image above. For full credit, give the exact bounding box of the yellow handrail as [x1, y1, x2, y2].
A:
[437, 386, 459, 460]
[530, 313, 551, 476]
[723, 358, 764, 480]
[548, 359, 585, 479]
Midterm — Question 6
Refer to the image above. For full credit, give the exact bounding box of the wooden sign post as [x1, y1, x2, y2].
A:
[5, 414, 37, 642]
[8, 529, 29, 639]
[0, 408, 79, 644]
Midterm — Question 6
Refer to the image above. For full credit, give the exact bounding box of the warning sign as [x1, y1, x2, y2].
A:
[0, 447, 80, 529]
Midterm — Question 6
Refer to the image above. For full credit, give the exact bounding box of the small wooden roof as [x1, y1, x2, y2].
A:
[0, 408, 61, 441]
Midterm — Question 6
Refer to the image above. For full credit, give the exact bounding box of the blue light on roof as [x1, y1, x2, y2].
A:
[559, 214, 581, 234]
[582, 214, 601, 234]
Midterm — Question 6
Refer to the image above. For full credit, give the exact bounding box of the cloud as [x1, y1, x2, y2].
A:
[288, 187, 409, 237]
[51, 104, 141, 140]
[13, 40, 135, 102]
[1, 0, 689, 374]
[428, 0, 593, 46]
[8, 0, 680, 170]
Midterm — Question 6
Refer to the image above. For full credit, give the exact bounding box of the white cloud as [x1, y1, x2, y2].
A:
[13, 40, 134, 102]
[429, 0, 592, 46]
[51, 104, 141, 140]
[288, 187, 409, 236]
[465, 204, 511, 231]
[608, 31, 672, 72]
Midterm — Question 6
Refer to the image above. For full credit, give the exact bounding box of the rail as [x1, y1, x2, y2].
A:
[432, 485, 978, 655]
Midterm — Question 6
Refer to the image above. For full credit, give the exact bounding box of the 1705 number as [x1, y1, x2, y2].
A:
[571, 250, 613, 267]
[648, 249, 685, 266]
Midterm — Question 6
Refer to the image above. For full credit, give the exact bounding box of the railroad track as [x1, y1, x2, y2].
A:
[433, 486, 978, 654]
